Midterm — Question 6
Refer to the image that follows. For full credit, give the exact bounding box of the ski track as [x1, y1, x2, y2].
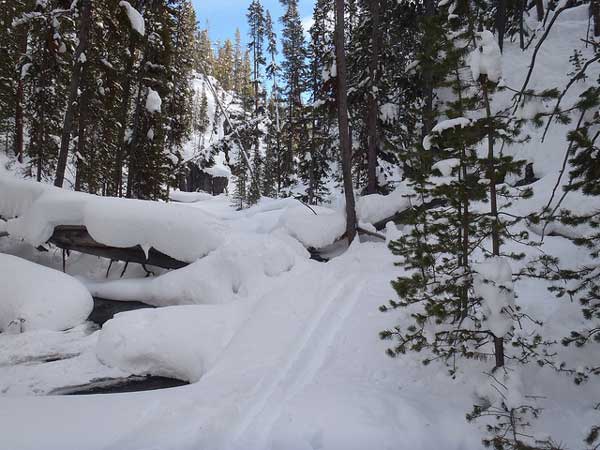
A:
[230, 269, 366, 449]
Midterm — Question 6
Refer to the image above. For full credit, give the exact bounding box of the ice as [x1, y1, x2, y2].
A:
[0, 254, 92, 333]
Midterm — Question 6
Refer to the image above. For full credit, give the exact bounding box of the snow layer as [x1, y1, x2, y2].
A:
[84, 233, 309, 306]
[119, 1, 145, 36]
[0, 176, 227, 262]
[146, 87, 162, 113]
[278, 205, 346, 248]
[473, 257, 515, 337]
[97, 304, 250, 382]
[469, 29, 502, 83]
[0, 254, 92, 333]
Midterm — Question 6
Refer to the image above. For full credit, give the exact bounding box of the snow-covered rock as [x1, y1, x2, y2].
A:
[0, 254, 92, 332]
[278, 205, 346, 249]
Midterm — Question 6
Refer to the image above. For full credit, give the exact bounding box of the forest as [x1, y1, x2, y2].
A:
[0, 0, 599, 449]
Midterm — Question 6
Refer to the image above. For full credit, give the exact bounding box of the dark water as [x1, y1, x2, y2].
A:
[88, 297, 155, 326]
[52, 376, 188, 395]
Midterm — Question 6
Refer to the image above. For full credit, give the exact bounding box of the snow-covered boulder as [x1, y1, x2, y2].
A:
[96, 304, 249, 382]
[278, 206, 346, 249]
[0, 254, 93, 332]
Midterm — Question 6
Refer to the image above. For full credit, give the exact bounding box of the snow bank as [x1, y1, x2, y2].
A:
[96, 304, 249, 382]
[473, 256, 515, 337]
[84, 233, 310, 306]
[169, 190, 214, 203]
[278, 206, 346, 248]
[0, 254, 92, 332]
[356, 185, 414, 225]
[119, 1, 145, 36]
[0, 176, 227, 262]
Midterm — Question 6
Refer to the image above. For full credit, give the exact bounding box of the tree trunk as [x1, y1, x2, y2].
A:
[535, 0, 544, 21]
[482, 78, 504, 369]
[422, 0, 435, 140]
[335, 0, 357, 244]
[496, 0, 506, 51]
[366, 0, 384, 194]
[592, 0, 600, 36]
[54, 0, 92, 188]
[14, 27, 28, 164]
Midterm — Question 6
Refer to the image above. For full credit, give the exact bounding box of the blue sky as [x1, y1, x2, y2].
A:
[191, 0, 315, 48]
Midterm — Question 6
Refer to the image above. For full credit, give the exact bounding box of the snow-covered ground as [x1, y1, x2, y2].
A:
[0, 5, 598, 450]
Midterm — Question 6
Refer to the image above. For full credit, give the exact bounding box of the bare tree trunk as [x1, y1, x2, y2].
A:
[14, 28, 28, 164]
[496, 0, 506, 51]
[335, 0, 357, 244]
[535, 0, 544, 21]
[366, 0, 384, 194]
[422, 0, 435, 140]
[482, 78, 504, 369]
[592, 0, 600, 36]
[519, 0, 525, 49]
[54, 0, 92, 188]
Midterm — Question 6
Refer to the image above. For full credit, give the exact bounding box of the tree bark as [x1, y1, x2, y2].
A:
[496, 0, 506, 51]
[366, 0, 384, 194]
[535, 0, 544, 21]
[14, 26, 28, 164]
[335, 0, 357, 244]
[482, 78, 504, 369]
[422, 0, 435, 140]
[54, 0, 92, 188]
[592, 0, 600, 36]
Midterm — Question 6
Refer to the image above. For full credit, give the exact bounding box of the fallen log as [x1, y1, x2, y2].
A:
[49, 225, 189, 270]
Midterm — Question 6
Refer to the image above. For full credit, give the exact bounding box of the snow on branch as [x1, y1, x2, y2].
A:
[119, 1, 145, 36]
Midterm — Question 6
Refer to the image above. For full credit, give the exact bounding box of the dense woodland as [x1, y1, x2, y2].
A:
[1, 0, 600, 448]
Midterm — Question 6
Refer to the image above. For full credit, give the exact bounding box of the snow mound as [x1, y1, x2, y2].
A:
[0, 176, 227, 263]
[119, 1, 145, 36]
[169, 190, 214, 203]
[278, 206, 346, 248]
[0, 254, 93, 332]
[84, 233, 310, 306]
[356, 185, 414, 225]
[96, 304, 249, 382]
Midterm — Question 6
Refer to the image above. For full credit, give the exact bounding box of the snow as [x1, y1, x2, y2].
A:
[0, 254, 92, 333]
[146, 87, 162, 114]
[356, 185, 414, 225]
[469, 29, 502, 83]
[0, 7, 598, 449]
[0, 177, 227, 263]
[473, 256, 515, 337]
[119, 1, 145, 36]
[277, 205, 346, 248]
[84, 233, 309, 306]
[169, 190, 214, 203]
[96, 304, 250, 382]
[423, 117, 471, 150]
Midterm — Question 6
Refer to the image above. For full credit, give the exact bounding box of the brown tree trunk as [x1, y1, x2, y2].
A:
[335, 0, 357, 244]
[592, 0, 600, 36]
[535, 0, 544, 21]
[482, 78, 504, 369]
[422, 0, 435, 140]
[14, 28, 28, 164]
[54, 0, 92, 188]
[496, 0, 506, 51]
[366, 0, 385, 194]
